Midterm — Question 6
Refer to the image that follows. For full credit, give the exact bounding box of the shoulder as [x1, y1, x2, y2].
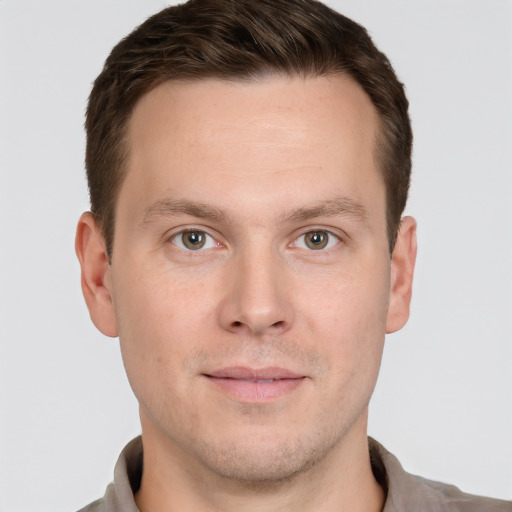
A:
[75, 482, 120, 512]
[75, 437, 143, 512]
[416, 475, 512, 512]
[369, 438, 512, 512]
[76, 497, 106, 512]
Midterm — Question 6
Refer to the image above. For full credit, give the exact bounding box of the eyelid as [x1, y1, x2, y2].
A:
[164, 225, 346, 251]
[290, 227, 343, 251]
[166, 226, 224, 251]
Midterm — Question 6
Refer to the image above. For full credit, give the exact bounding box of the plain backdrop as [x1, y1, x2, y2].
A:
[0, 1, 511, 511]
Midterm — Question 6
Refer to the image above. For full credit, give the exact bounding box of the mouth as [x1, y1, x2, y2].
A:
[203, 367, 306, 402]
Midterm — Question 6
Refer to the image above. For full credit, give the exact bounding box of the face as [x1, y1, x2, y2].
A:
[77, 75, 416, 483]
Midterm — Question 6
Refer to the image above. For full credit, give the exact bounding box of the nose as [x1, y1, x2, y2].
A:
[217, 247, 294, 337]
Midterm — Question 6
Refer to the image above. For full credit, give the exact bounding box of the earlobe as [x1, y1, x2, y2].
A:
[386, 216, 417, 334]
[75, 212, 118, 337]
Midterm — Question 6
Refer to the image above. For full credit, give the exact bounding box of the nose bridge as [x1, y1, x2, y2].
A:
[218, 239, 293, 336]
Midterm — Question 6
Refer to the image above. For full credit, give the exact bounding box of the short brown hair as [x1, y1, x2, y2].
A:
[86, 0, 412, 256]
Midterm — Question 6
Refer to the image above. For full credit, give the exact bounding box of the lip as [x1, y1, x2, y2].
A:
[204, 367, 306, 402]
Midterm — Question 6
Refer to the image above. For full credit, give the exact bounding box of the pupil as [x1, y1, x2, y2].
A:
[188, 232, 202, 244]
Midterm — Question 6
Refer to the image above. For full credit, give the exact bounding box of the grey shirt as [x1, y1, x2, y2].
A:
[78, 437, 511, 511]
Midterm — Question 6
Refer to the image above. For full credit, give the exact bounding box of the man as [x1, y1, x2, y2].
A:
[74, 0, 511, 510]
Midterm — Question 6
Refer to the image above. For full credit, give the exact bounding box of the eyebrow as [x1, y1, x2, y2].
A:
[140, 199, 228, 228]
[140, 195, 367, 228]
[280, 197, 368, 224]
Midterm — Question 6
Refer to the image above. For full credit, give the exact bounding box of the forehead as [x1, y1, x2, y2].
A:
[127, 74, 379, 170]
[120, 75, 384, 226]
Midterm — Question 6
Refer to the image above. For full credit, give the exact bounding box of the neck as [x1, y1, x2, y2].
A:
[135, 413, 385, 512]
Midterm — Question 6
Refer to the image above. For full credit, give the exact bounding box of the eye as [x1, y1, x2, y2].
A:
[171, 230, 217, 251]
[294, 230, 339, 251]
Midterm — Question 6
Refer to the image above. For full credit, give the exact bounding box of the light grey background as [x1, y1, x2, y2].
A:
[0, 1, 511, 511]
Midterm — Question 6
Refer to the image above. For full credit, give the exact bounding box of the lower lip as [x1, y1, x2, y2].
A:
[205, 376, 305, 402]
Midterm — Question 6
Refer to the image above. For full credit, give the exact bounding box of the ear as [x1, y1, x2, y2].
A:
[386, 216, 417, 334]
[75, 212, 118, 337]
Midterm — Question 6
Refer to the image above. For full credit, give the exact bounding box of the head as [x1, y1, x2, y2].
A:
[86, 0, 412, 259]
[77, 0, 417, 491]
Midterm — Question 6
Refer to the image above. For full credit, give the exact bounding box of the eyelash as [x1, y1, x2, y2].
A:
[170, 229, 219, 251]
[291, 230, 340, 251]
[169, 228, 341, 253]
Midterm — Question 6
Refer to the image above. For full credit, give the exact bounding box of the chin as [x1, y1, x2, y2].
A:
[191, 429, 339, 488]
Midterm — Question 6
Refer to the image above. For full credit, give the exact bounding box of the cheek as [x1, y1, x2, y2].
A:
[113, 256, 214, 334]
[302, 261, 389, 385]
[303, 258, 390, 336]
[111, 265, 197, 394]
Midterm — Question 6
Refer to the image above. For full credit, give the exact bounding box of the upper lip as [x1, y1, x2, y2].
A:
[205, 367, 304, 380]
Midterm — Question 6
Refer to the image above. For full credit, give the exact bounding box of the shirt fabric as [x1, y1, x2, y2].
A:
[78, 436, 511, 512]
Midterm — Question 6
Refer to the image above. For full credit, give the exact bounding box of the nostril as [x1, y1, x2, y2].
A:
[232, 321, 242, 327]
[271, 321, 284, 328]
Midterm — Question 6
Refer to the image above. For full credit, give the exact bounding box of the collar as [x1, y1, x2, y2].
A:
[81, 436, 510, 512]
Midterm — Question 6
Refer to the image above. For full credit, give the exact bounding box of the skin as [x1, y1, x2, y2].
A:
[76, 75, 417, 512]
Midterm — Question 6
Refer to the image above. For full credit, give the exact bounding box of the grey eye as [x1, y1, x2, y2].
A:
[295, 230, 339, 251]
[172, 230, 216, 251]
